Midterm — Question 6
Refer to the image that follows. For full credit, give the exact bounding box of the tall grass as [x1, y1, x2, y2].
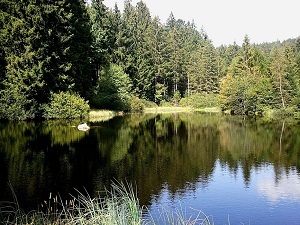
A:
[1, 181, 213, 225]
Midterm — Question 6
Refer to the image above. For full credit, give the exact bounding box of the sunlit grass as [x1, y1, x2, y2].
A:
[1, 181, 214, 225]
[88, 109, 117, 122]
[144, 107, 221, 114]
[1, 181, 142, 225]
[194, 107, 221, 113]
[144, 107, 193, 114]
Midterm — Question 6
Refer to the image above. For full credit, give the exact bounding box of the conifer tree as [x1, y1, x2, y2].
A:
[89, 0, 111, 79]
[0, 0, 93, 119]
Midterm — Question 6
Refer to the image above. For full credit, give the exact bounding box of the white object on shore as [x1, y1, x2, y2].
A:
[77, 123, 90, 131]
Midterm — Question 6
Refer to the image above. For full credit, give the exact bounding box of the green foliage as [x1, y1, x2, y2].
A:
[172, 90, 181, 106]
[141, 99, 158, 108]
[264, 106, 297, 119]
[91, 63, 133, 111]
[0, 85, 36, 120]
[0, 0, 94, 120]
[129, 96, 145, 112]
[43, 92, 89, 119]
[219, 36, 276, 115]
[180, 93, 219, 108]
[187, 40, 219, 94]
[0, 0, 299, 119]
[159, 100, 173, 107]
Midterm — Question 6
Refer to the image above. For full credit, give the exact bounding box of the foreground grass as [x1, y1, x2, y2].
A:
[0, 182, 213, 225]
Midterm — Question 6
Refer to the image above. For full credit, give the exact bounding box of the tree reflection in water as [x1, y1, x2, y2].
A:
[0, 114, 299, 213]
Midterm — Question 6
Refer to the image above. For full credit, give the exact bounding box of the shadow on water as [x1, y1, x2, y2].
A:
[0, 113, 300, 216]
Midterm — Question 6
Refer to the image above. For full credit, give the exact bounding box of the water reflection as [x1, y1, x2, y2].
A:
[0, 113, 300, 223]
[257, 168, 300, 203]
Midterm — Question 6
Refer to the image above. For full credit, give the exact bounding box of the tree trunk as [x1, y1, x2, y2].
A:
[279, 75, 285, 109]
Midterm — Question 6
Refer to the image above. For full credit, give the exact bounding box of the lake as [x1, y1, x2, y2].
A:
[0, 113, 300, 224]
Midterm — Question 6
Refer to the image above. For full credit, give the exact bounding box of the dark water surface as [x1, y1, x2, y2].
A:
[0, 113, 300, 224]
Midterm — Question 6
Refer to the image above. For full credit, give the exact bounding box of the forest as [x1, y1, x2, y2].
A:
[0, 0, 300, 120]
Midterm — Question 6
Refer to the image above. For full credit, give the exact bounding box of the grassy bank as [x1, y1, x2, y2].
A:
[89, 107, 221, 119]
[1, 182, 212, 225]
[194, 107, 221, 113]
[89, 110, 119, 122]
[144, 106, 221, 114]
[144, 107, 193, 114]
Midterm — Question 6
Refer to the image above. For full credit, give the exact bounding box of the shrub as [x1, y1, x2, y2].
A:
[141, 99, 158, 108]
[0, 87, 36, 120]
[91, 64, 133, 111]
[43, 92, 89, 119]
[159, 100, 172, 107]
[172, 91, 181, 106]
[180, 93, 219, 108]
[129, 96, 144, 112]
[263, 106, 297, 118]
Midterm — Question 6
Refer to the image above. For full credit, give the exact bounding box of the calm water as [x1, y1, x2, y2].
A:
[0, 113, 300, 224]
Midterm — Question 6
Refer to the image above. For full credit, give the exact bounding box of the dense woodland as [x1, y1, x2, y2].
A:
[0, 0, 300, 120]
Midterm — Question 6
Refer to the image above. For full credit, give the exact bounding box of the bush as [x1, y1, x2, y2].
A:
[263, 106, 297, 118]
[180, 93, 219, 108]
[129, 96, 144, 112]
[172, 90, 181, 106]
[91, 64, 133, 111]
[91, 92, 127, 111]
[43, 92, 89, 119]
[141, 99, 158, 108]
[0, 87, 36, 120]
[159, 100, 172, 107]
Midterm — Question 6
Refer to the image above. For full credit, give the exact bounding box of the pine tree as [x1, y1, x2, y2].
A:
[89, 0, 111, 79]
[134, 1, 155, 100]
[62, 0, 94, 99]
[164, 13, 183, 98]
[0, 0, 93, 119]
[0, 0, 10, 87]
[148, 16, 168, 103]
[0, 0, 45, 118]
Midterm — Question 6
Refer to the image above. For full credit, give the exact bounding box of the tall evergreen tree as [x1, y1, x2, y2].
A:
[133, 1, 155, 100]
[164, 13, 183, 98]
[148, 16, 168, 103]
[61, 0, 94, 98]
[89, 0, 111, 78]
[0, 0, 45, 118]
[0, 0, 10, 88]
[0, 0, 93, 119]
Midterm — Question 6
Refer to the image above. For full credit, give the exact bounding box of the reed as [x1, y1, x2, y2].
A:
[1, 181, 142, 225]
[1, 181, 213, 225]
[144, 205, 213, 225]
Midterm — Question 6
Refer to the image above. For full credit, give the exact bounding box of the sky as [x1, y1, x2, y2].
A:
[102, 0, 300, 47]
